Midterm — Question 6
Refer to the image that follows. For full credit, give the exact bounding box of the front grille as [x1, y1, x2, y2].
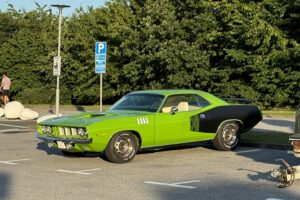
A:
[59, 127, 78, 136]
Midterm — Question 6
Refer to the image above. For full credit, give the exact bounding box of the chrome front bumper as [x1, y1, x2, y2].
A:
[35, 133, 93, 144]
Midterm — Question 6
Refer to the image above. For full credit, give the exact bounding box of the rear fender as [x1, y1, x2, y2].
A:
[190, 105, 262, 133]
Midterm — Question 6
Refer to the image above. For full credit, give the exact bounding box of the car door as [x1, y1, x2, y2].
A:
[154, 94, 198, 145]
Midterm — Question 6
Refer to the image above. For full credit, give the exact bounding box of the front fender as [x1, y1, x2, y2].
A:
[87, 115, 155, 151]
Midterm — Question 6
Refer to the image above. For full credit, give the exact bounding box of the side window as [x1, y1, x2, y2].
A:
[162, 94, 208, 113]
[195, 95, 210, 108]
[163, 96, 185, 108]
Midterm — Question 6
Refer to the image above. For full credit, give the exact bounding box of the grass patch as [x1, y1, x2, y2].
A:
[240, 130, 293, 145]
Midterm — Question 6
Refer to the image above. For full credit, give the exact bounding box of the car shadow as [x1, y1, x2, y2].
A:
[139, 141, 212, 154]
[0, 173, 10, 199]
[36, 142, 61, 155]
[35, 142, 107, 160]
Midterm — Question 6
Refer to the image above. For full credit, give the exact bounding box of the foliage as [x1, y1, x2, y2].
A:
[0, 0, 299, 108]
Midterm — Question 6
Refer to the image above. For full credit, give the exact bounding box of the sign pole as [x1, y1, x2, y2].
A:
[51, 4, 70, 116]
[55, 8, 63, 116]
[95, 41, 107, 113]
[100, 74, 102, 112]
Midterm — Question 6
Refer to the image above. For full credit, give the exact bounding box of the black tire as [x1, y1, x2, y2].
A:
[61, 150, 85, 157]
[213, 121, 240, 151]
[105, 131, 138, 163]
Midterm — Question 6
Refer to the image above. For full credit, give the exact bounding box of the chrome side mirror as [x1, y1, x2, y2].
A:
[170, 106, 178, 115]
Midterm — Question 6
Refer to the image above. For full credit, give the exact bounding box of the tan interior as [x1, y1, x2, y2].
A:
[162, 107, 172, 113]
[177, 102, 189, 112]
[162, 101, 189, 113]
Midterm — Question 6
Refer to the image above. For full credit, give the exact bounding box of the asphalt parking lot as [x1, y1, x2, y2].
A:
[0, 119, 300, 200]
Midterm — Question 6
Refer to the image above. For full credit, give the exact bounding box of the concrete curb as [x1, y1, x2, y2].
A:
[240, 142, 292, 151]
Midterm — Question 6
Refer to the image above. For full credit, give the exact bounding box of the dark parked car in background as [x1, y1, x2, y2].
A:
[290, 108, 300, 157]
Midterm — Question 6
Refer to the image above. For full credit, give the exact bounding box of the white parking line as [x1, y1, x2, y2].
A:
[57, 168, 102, 175]
[266, 198, 283, 200]
[172, 180, 201, 185]
[145, 180, 200, 189]
[0, 159, 30, 165]
[236, 149, 260, 154]
[0, 123, 26, 129]
[0, 129, 24, 133]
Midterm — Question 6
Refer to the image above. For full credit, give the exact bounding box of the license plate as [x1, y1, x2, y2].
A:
[57, 141, 66, 149]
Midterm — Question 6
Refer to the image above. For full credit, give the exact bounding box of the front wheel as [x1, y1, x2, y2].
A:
[105, 131, 138, 163]
[213, 121, 240, 151]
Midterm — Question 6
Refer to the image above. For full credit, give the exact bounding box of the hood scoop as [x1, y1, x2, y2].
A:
[90, 113, 106, 117]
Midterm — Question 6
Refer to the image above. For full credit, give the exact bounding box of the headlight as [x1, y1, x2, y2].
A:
[42, 126, 52, 134]
[77, 128, 87, 137]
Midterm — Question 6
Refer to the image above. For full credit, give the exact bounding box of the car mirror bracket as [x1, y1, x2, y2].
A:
[170, 107, 178, 115]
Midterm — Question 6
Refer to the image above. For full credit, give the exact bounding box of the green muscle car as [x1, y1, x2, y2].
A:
[35, 90, 262, 163]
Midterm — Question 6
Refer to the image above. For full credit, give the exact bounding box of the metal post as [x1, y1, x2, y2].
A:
[55, 8, 62, 116]
[51, 4, 70, 116]
[100, 74, 103, 112]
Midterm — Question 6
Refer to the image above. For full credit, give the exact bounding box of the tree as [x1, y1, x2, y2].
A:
[0, 5, 58, 103]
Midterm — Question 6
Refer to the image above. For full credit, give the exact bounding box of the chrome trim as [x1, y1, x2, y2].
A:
[35, 133, 92, 144]
[71, 128, 77, 136]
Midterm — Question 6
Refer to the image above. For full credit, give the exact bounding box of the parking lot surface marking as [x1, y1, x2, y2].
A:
[0, 123, 26, 128]
[0, 128, 29, 133]
[145, 180, 200, 189]
[236, 149, 260, 154]
[266, 198, 283, 200]
[0, 123, 29, 133]
[0, 159, 30, 165]
[56, 168, 102, 175]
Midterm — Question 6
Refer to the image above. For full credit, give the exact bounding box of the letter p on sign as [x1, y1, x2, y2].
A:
[96, 42, 107, 55]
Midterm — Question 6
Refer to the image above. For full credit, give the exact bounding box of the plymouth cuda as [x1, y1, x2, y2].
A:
[35, 90, 262, 163]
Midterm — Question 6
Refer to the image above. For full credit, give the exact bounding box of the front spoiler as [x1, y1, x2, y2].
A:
[35, 133, 93, 144]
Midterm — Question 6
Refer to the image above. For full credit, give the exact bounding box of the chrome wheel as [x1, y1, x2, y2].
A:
[222, 123, 238, 147]
[213, 121, 240, 151]
[105, 131, 138, 163]
[114, 134, 134, 158]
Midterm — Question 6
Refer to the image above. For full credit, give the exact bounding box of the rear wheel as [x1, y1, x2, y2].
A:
[105, 131, 138, 163]
[213, 121, 240, 151]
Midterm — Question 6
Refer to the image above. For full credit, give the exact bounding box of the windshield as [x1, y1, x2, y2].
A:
[110, 93, 164, 112]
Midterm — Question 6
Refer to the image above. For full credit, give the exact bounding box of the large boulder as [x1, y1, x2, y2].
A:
[19, 108, 39, 120]
[4, 101, 24, 119]
[0, 108, 4, 117]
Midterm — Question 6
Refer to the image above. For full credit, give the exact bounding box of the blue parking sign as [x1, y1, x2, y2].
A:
[95, 42, 107, 74]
